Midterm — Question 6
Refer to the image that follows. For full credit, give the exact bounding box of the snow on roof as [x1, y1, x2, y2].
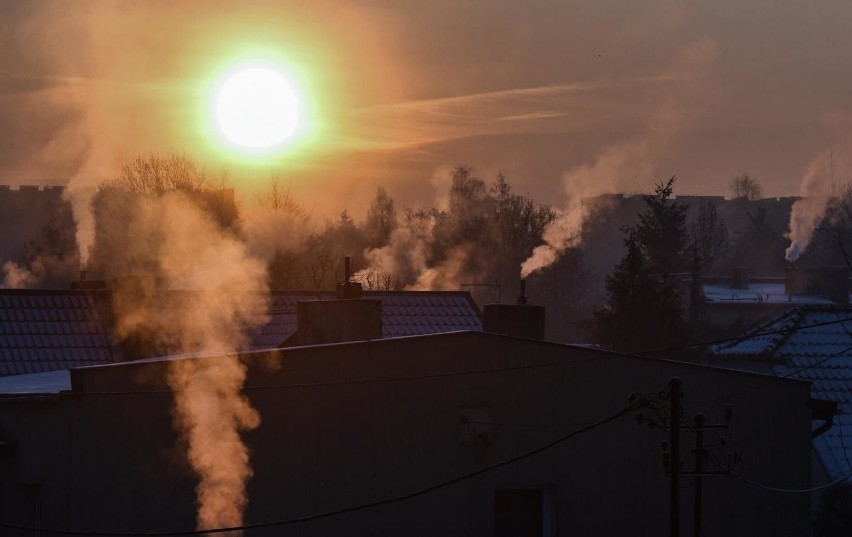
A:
[0, 369, 71, 394]
[702, 282, 838, 306]
[710, 306, 852, 479]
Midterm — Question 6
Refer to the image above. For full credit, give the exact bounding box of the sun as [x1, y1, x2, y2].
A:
[216, 67, 300, 149]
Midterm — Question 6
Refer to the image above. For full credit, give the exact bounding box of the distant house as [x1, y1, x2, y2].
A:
[709, 305, 852, 484]
[0, 327, 812, 536]
[0, 289, 482, 376]
[701, 267, 851, 330]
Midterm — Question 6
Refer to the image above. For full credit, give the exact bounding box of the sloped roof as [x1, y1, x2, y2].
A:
[0, 289, 482, 373]
[0, 290, 115, 376]
[711, 306, 852, 479]
[251, 291, 483, 350]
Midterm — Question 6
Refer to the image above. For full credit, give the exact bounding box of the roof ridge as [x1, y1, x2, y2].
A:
[764, 307, 806, 358]
[711, 306, 803, 356]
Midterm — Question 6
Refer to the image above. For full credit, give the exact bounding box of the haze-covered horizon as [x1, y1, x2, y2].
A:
[2, 0, 852, 217]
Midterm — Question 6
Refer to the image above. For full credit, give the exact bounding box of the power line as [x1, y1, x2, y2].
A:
[685, 342, 852, 414]
[0, 403, 639, 536]
[635, 314, 852, 356]
[729, 468, 852, 494]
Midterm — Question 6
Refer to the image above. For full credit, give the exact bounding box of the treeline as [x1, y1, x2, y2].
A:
[7, 155, 852, 347]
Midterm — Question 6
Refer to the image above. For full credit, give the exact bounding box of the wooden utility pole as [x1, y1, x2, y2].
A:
[668, 377, 682, 537]
[641, 379, 733, 537]
[693, 413, 705, 537]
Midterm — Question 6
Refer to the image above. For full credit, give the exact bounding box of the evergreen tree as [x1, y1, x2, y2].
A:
[637, 176, 689, 274]
[589, 228, 686, 353]
[587, 177, 689, 353]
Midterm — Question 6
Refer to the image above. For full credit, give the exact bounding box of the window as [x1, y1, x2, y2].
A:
[494, 487, 554, 537]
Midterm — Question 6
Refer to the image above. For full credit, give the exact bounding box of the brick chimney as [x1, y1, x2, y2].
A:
[731, 267, 748, 289]
[482, 279, 545, 340]
[296, 257, 382, 345]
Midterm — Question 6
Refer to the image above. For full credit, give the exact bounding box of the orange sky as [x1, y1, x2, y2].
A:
[2, 0, 852, 217]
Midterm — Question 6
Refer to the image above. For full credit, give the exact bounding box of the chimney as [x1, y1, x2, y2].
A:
[517, 278, 528, 305]
[70, 270, 107, 290]
[731, 267, 748, 289]
[336, 256, 363, 299]
[482, 280, 546, 340]
[297, 300, 382, 345]
[785, 266, 804, 296]
[297, 257, 381, 345]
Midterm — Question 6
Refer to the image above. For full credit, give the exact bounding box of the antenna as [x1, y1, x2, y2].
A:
[831, 150, 834, 198]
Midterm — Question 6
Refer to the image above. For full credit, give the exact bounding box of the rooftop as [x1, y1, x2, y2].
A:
[0, 288, 483, 376]
[703, 281, 841, 306]
[252, 290, 483, 349]
[712, 306, 852, 479]
[0, 290, 115, 376]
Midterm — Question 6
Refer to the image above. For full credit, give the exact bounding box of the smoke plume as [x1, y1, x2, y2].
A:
[406, 245, 472, 291]
[98, 190, 268, 532]
[1, 261, 37, 289]
[785, 149, 848, 261]
[356, 227, 430, 288]
[64, 185, 97, 266]
[520, 38, 719, 277]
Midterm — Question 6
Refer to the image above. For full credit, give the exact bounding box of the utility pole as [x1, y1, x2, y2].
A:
[638, 379, 734, 537]
[683, 407, 732, 537]
[692, 413, 705, 537]
[668, 377, 681, 537]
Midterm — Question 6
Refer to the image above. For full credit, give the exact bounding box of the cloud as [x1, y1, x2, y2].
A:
[340, 75, 681, 152]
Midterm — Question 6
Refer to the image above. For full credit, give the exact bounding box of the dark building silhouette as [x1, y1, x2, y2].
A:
[0, 186, 73, 264]
[0, 330, 812, 536]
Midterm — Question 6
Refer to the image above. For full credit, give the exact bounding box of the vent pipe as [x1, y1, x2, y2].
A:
[336, 256, 363, 299]
[517, 279, 528, 305]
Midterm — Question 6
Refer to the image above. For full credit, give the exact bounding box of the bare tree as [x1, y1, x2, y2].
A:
[256, 175, 307, 218]
[730, 173, 763, 200]
[690, 201, 729, 275]
[353, 270, 398, 291]
[103, 154, 239, 230]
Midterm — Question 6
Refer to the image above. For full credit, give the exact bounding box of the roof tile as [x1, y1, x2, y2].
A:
[710, 305, 852, 479]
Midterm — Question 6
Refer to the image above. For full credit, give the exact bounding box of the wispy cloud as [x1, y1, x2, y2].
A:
[338, 74, 679, 151]
[496, 111, 565, 122]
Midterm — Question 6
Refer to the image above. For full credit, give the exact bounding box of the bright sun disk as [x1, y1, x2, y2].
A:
[216, 67, 299, 149]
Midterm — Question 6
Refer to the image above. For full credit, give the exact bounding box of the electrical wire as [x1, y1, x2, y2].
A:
[633, 315, 852, 356]
[0, 402, 639, 536]
[836, 411, 852, 481]
[685, 340, 852, 414]
[728, 468, 852, 494]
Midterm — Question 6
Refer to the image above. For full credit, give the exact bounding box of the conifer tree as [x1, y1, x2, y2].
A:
[588, 177, 688, 353]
